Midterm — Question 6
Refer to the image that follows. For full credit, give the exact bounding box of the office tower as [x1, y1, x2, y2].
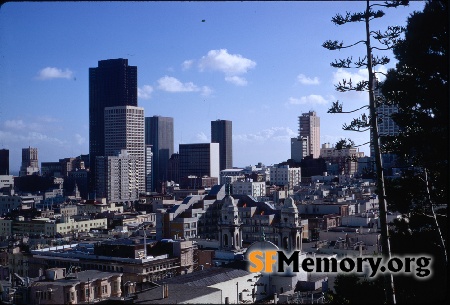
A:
[0, 149, 9, 175]
[211, 119, 233, 171]
[290, 136, 309, 162]
[179, 143, 220, 181]
[167, 153, 180, 183]
[103, 105, 145, 195]
[299, 111, 320, 158]
[19, 147, 39, 176]
[88, 58, 137, 191]
[371, 79, 401, 175]
[96, 150, 140, 202]
[145, 145, 153, 193]
[145, 116, 174, 192]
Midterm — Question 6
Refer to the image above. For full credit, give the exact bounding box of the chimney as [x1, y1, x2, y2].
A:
[162, 283, 169, 298]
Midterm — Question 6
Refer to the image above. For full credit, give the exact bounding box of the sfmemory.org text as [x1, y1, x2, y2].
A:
[248, 250, 432, 278]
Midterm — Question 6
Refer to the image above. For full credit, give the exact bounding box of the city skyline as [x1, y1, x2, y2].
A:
[0, 1, 426, 172]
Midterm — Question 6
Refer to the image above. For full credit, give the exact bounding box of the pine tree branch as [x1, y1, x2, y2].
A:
[328, 101, 370, 114]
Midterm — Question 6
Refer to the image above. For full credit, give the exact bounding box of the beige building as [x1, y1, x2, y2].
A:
[299, 111, 320, 158]
[29, 269, 122, 305]
[76, 199, 123, 214]
[1, 216, 107, 237]
[320, 143, 365, 175]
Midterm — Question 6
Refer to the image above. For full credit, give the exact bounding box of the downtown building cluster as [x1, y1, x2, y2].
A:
[0, 58, 404, 304]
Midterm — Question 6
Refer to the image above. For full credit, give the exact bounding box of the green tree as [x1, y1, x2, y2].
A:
[328, 274, 385, 304]
[381, 0, 448, 210]
[380, 1, 448, 302]
[323, 1, 408, 303]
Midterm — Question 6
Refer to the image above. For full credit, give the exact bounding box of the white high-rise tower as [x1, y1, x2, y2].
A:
[96, 105, 145, 200]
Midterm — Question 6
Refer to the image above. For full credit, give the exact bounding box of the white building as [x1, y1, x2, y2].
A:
[269, 165, 301, 190]
[96, 150, 141, 202]
[231, 179, 266, 198]
[0, 175, 13, 191]
[219, 168, 245, 184]
[104, 105, 145, 194]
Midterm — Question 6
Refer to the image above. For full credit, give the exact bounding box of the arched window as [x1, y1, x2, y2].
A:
[283, 237, 289, 250]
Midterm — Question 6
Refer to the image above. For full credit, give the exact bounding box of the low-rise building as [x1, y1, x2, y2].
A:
[28, 268, 123, 305]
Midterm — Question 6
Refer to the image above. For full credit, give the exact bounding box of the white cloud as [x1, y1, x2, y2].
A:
[332, 66, 388, 85]
[138, 85, 154, 99]
[157, 76, 199, 92]
[235, 127, 296, 143]
[374, 65, 388, 82]
[37, 115, 60, 123]
[182, 60, 194, 70]
[198, 49, 256, 75]
[200, 86, 213, 97]
[297, 74, 320, 85]
[75, 133, 86, 145]
[0, 130, 65, 146]
[225, 76, 248, 86]
[4, 119, 26, 130]
[287, 94, 331, 106]
[195, 132, 209, 142]
[36, 67, 73, 80]
[332, 68, 367, 86]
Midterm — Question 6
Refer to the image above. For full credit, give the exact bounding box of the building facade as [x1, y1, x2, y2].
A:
[299, 111, 320, 158]
[96, 150, 141, 202]
[269, 164, 301, 190]
[179, 143, 220, 183]
[231, 180, 266, 198]
[320, 143, 364, 175]
[291, 136, 309, 162]
[211, 119, 233, 171]
[89, 58, 137, 192]
[19, 147, 39, 176]
[0, 149, 9, 175]
[145, 116, 174, 192]
[103, 105, 145, 195]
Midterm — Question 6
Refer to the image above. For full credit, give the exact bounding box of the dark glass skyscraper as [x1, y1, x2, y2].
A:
[89, 58, 137, 191]
[211, 119, 233, 170]
[0, 149, 9, 175]
[145, 116, 174, 192]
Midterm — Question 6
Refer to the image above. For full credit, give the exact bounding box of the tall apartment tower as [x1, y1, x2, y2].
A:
[19, 147, 39, 176]
[0, 149, 9, 175]
[96, 150, 140, 202]
[145, 116, 174, 192]
[211, 119, 233, 171]
[102, 106, 145, 196]
[88, 58, 137, 191]
[299, 111, 320, 158]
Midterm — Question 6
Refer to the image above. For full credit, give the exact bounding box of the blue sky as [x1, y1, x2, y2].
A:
[0, 1, 425, 173]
